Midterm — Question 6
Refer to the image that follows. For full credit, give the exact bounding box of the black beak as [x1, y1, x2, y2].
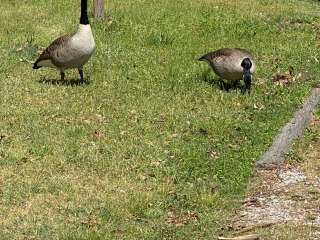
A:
[243, 69, 252, 93]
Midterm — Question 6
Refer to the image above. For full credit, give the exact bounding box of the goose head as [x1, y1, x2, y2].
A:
[241, 57, 253, 92]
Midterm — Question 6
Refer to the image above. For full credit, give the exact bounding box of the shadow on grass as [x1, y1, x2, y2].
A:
[199, 69, 243, 92]
[38, 77, 90, 86]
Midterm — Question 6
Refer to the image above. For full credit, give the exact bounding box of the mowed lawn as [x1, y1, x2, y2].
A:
[0, 0, 319, 239]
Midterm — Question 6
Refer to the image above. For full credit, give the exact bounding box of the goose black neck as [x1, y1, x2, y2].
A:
[80, 0, 89, 25]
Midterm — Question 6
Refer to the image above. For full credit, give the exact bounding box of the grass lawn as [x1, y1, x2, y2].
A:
[0, 0, 319, 239]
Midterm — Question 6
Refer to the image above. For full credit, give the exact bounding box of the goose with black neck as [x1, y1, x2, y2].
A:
[199, 48, 256, 93]
[33, 0, 96, 83]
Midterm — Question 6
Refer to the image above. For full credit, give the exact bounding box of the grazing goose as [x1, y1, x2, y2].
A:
[199, 48, 256, 92]
[33, 0, 96, 82]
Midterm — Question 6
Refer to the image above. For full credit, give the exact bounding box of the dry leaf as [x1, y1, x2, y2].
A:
[94, 129, 104, 140]
[167, 210, 199, 227]
[16, 42, 28, 52]
[37, 46, 46, 54]
[19, 58, 34, 64]
[210, 150, 220, 160]
[0, 134, 7, 141]
[253, 104, 265, 111]
[211, 183, 219, 193]
[150, 160, 161, 166]
[273, 67, 300, 86]
[120, 130, 127, 136]
[16, 47, 24, 52]
[139, 174, 148, 181]
[242, 198, 262, 207]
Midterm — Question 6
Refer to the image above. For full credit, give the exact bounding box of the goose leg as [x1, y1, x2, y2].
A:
[218, 79, 224, 90]
[78, 68, 84, 82]
[219, 79, 230, 92]
[234, 80, 241, 88]
[243, 69, 252, 94]
[60, 71, 65, 81]
[224, 82, 231, 92]
[241, 82, 251, 94]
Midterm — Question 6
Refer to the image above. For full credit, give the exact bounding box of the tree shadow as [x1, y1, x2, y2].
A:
[38, 77, 90, 86]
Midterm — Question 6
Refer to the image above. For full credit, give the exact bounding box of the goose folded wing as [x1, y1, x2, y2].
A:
[36, 34, 72, 62]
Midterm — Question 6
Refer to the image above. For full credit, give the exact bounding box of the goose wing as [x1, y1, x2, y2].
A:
[199, 48, 233, 62]
[199, 48, 253, 62]
[33, 34, 72, 68]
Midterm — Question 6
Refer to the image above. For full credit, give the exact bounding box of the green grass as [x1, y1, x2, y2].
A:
[0, 0, 319, 239]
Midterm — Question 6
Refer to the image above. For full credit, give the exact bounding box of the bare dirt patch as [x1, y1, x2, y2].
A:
[224, 116, 320, 240]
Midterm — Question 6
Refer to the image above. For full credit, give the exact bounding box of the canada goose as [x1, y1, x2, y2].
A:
[199, 48, 256, 92]
[33, 0, 96, 82]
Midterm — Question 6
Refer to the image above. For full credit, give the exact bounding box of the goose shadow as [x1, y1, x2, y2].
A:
[199, 69, 244, 92]
[38, 77, 90, 86]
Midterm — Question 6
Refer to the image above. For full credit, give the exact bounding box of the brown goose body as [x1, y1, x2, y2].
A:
[199, 48, 256, 81]
[33, 0, 95, 82]
[34, 26, 95, 71]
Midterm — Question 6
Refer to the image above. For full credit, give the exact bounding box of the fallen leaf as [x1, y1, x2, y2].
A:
[16, 47, 24, 52]
[94, 130, 104, 140]
[171, 133, 178, 138]
[120, 131, 127, 136]
[150, 160, 161, 166]
[211, 183, 219, 193]
[15, 42, 28, 52]
[37, 46, 46, 54]
[253, 104, 265, 111]
[242, 198, 262, 207]
[166, 210, 199, 227]
[209, 150, 220, 160]
[19, 58, 34, 64]
[139, 174, 148, 181]
[0, 134, 7, 142]
[273, 67, 299, 86]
